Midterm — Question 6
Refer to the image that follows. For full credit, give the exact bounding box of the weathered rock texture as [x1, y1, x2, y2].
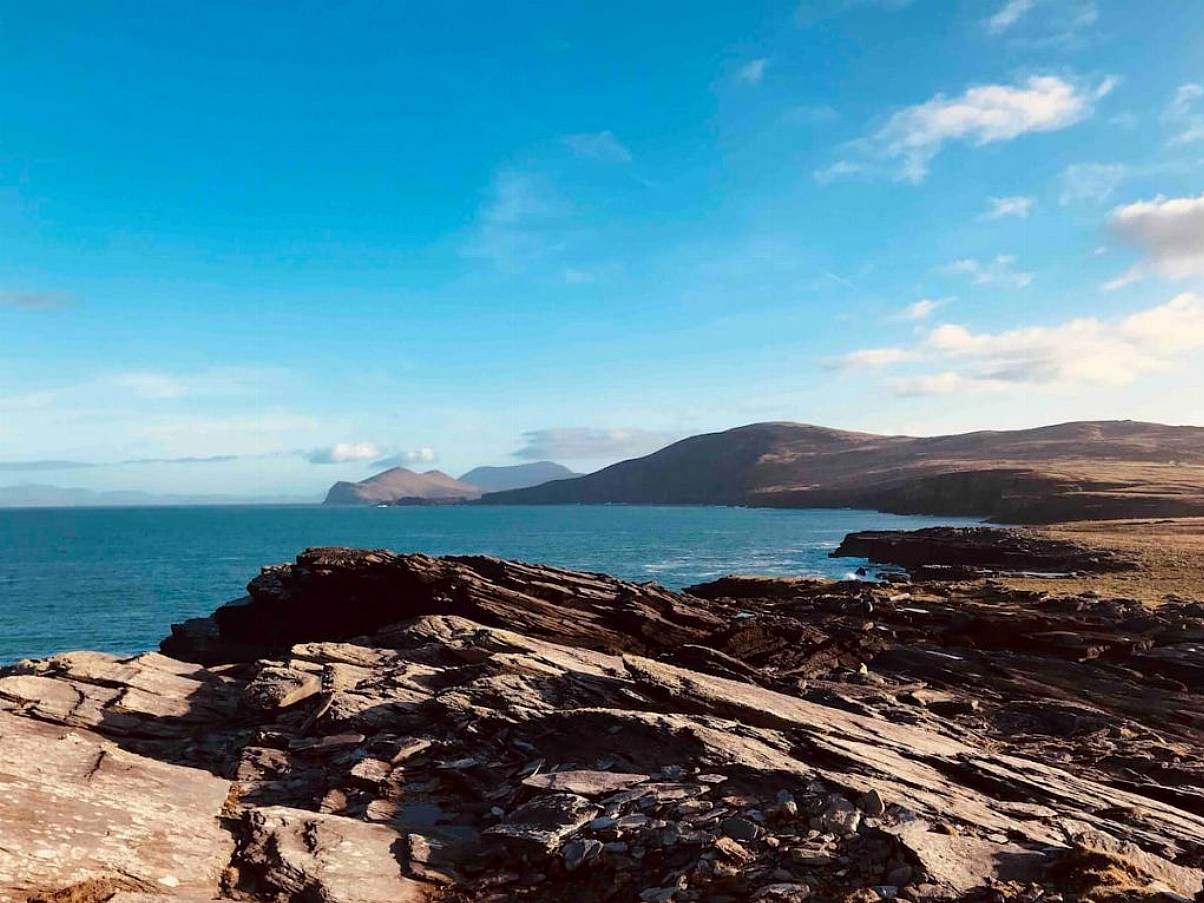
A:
[5, 539, 1204, 902]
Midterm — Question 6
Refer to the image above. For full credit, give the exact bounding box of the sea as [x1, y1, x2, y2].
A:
[0, 504, 979, 662]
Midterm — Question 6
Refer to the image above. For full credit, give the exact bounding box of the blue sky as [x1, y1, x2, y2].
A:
[2, 0, 1203, 496]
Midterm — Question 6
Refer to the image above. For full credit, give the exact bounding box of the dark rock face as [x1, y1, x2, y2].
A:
[163, 547, 722, 664]
[831, 526, 1137, 578]
[6, 542, 1204, 901]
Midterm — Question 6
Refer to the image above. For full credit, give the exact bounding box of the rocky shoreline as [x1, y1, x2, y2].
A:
[3, 529, 1204, 902]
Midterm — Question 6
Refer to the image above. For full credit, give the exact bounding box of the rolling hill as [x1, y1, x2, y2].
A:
[458, 461, 578, 493]
[478, 420, 1204, 522]
[323, 468, 482, 505]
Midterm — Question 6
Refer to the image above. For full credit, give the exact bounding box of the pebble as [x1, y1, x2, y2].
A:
[857, 789, 886, 816]
[562, 838, 603, 871]
[721, 815, 760, 842]
[817, 797, 862, 835]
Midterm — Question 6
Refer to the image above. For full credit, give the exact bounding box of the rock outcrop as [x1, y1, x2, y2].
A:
[831, 526, 1138, 580]
[5, 539, 1204, 901]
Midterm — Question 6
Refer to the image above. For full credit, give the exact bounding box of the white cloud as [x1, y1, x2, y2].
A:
[735, 58, 769, 85]
[1163, 83, 1204, 146]
[1107, 192, 1204, 286]
[867, 75, 1108, 182]
[942, 255, 1033, 288]
[840, 293, 1204, 395]
[513, 427, 679, 461]
[983, 195, 1034, 219]
[986, 0, 1036, 33]
[897, 298, 950, 320]
[562, 131, 633, 164]
[305, 442, 382, 464]
[1059, 162, 1127, 205]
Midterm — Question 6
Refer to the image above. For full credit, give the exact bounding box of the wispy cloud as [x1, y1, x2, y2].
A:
[513, 427, 679, 461]
[370, 447, 438, 469]
[0, 454, 254, 471]
[1163, 83, 1204, 146]
[983, 196, 1035, 219]
[0, 290, 74, 311]
[895, 298, 951, 321]
[985, 0, 1036, 34]
[735, 58, 769, 85]
[462, 169, 567, 271]
[813, 160, 863, 184]
[829, 75, 1111, 183]
[120, 454, 244, 465]
[1059, 162, 1127, 205]
[942, 255, 1033, 288]
[838, 293, 1204, 395]
[107, 367, 282, 400]
[562, 131, 633, 164]
[1106, 192, 1204, 288]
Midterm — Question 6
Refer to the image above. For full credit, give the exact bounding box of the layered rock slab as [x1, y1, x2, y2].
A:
[4, 546, 1204, 901]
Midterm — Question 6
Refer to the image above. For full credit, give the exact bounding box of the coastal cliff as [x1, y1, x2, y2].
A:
[4, 529, 1204, 900]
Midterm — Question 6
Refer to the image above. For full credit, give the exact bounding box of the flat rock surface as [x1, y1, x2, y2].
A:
[0, 710, 234, 902]
[4, 540, 1204, 901]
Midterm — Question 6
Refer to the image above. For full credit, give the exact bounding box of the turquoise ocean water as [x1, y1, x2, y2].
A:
[0, 504, 977, 661]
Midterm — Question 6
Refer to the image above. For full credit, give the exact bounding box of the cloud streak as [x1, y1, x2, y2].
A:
[858, 75, 1111, 182]
[513, 427, 679, 461]
[985, 0, 1036, 33]
[735, 58, 769, 85]
[370, 448, 438, 469]
[983, 196, 1034, 219]
[942, 255, 1033, 288]
[1164, 83, 1204, 146]
[562, 131, 633, 164]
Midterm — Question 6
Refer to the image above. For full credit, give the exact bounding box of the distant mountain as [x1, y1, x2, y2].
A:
[479, 420, 1204, 523]
[458, 461, 578, 493]
[323, 468, 482, 505]
[0, 484, 316, 508]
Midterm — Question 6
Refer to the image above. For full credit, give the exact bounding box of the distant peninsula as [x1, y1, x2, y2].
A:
[322, 460, 577, 506]
[459, 460, 578, 493]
